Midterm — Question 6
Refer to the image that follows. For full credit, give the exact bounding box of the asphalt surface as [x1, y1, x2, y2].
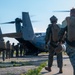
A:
[0, 53, 73, 75]
[40, 55, 73, 75]
[0, 53, 48, 75]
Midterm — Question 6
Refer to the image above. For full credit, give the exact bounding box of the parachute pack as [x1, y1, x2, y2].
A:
[66, 17, 75, 41]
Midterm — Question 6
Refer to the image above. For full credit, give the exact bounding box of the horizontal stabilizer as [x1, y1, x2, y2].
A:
[0, 32, 22, 38]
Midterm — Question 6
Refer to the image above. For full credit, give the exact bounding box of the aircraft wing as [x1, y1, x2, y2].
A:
[0, 32, 22, 38]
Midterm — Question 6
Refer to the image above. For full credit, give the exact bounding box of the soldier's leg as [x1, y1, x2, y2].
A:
[11, 50, 14, 58]
[48, 51, 54, 67]
[12, 50, 14, 57]
[57, 52, 63, 73]
[9, 50, 11, 58]
[48, 46, 55, 67]
[20, 49, 22, 56]
[57, 52, 63, 68]
[6, 50, 9, 59]
[73, 66, 75, 75]
[68, 53, 75, 75]
[6, 50, 8, 59]
[68, 52, 75, 75]
[2, 50, 5, 61]
[45, 46, 54, 71]
[16, 50, 18, 57]
[66, 44, 75, 75]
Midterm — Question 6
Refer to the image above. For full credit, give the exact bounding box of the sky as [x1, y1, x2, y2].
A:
[0, 0, 75, 45]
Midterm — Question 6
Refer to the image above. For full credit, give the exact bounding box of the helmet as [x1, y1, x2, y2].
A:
[70, 8, 75, 16]
[70, 8, 75, 13]
[7, 40, 9, 42]
[50, 15, 58, 22]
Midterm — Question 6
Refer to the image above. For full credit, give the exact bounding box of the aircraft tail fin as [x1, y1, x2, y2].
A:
[0, 28, 4, 41]
[22, 12, 35, 40]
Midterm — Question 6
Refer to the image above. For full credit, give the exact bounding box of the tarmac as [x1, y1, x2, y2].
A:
[40, 55, 73, 75]
[0, 54, 48, 75]
[0, 53, 74, 75]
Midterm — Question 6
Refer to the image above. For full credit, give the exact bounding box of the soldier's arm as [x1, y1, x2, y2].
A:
[58, 26, 67, 43]
[45, 25, 51, 44]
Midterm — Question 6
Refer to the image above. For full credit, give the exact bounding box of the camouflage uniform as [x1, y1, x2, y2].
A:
[48, 45, 63, 68]
[59, 26, 75, 75]
[59, 8, 75, 75]
[45, 24, 63, 69]
[15, 43, 19, 57]
[6, 40, 11, 59]
[11, 43, 15, 57]
[45, 15, 63, 73]
[66, 44, 75, 67]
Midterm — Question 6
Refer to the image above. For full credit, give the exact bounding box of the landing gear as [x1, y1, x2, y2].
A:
[25, 48, 39, 56]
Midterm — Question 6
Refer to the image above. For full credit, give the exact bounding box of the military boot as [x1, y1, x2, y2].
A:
[45, 67, 51, 72]
[59, 68, 63, 73]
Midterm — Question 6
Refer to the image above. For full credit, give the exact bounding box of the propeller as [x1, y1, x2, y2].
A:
[0, 14, 39, 25]
[0, 21, 15, 24]
[53, 10, 70, 12]
[0, 18, 22, 24]
[31, 20, 40, 23]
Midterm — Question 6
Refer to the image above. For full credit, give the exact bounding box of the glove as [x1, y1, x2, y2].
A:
[55, 44, 62, 54]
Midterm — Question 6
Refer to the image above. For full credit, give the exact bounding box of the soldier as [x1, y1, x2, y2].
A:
[45, 15, 63, 73]
[1, 39, 6, 61]
[11, 43, 15, 58]
[6, 40, 11, 59]
[58, 8, 75, 75]
[15, 43, 19, 57]
[19, 43, 23, 57]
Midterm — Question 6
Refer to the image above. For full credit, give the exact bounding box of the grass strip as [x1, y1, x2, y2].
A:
[21, 62, 47, 75]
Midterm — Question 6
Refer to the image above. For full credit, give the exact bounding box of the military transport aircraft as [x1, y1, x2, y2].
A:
[0, 12, 47, 56]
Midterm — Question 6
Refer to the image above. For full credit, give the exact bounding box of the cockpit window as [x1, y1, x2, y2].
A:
[35, 33, 45, 37]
